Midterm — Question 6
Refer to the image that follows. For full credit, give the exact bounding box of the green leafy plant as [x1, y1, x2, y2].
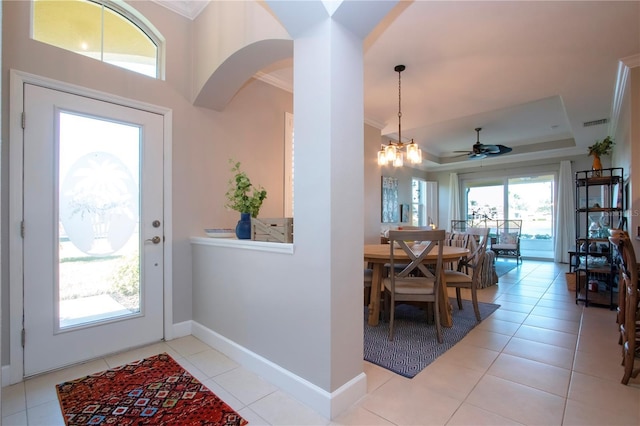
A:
[225, 160, 267, 218]
[588, 136, 614, 157]
[110, 253, 139, 297]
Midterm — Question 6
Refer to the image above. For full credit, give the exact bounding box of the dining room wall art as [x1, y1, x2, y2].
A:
[381, 176, 399, 223]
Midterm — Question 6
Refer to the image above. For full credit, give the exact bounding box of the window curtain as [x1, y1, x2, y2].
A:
[449, 173, 461, 229]
[554, 160, 575, 263]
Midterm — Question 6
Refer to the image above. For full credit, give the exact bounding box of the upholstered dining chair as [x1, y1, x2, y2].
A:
[444, 227, 489, 322]
[383, 229, 445, 343]
[443, 231, 469, 271]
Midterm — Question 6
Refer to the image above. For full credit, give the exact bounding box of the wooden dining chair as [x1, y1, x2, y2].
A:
[383, 229, 445, 343]
[364, 267, 373, 306]
[609, 229, 630, 330]
[619, 235, 640, 385]
[444, 227, 489, 322]
[609, 232, 640, 384]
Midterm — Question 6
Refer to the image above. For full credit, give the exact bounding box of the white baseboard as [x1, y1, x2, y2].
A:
[170, 320, 192, 339]
[190, 320, 366, 419]
[1, 320, 367, 419]
[1, 364, 11, 387]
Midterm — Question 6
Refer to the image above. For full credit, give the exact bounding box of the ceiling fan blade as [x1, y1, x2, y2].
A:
[481, 144, 500, 154]
[451, 128, 512, 160]
[485, 145, 513, 156]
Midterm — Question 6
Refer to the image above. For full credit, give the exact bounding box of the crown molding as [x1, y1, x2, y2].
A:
[621, 53, 640, 68]
[150, 0, 209, 20]
[254, 71, 293, 93]
[364, 117, 386, 130]
[608, 55, 639, 137]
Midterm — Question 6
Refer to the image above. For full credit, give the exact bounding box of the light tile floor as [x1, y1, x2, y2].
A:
[3, 260, 640, 425]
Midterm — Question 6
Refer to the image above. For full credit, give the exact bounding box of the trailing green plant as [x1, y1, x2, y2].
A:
[587, 136, 614, 157]
[110, 253, 140, 297]
[225, 159, 267, 218]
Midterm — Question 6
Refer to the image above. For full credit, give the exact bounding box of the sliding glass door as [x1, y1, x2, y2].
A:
[464, 174, 555, 260]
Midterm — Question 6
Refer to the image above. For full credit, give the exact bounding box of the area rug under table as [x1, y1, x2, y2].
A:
[56, 352, 248, 426]
[364, 299, 500, 378]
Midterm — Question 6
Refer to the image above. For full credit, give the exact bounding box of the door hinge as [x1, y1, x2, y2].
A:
[21, 328, 25, 348]
[20, 221, 25, 238]
[21, 112, 25, 129]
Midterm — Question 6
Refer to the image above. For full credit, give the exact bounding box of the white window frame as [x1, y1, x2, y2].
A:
[31, 0, 166, 80]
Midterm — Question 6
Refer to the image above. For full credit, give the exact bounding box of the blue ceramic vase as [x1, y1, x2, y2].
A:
[235, 212, 252, 239]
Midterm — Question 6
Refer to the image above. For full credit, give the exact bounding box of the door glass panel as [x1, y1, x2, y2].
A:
[508, 175, 555, 259]
[466, 183, 504, 222]
[464, 174, 555, 259]
[58, 112, 140, 330]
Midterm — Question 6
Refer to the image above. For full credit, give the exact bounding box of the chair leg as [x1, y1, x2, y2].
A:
[382, 290, 390, 322]
[455, 287, 463, 310]
[388, 296, 396, 341]
[471, 285, 481, 322]
[622, 341, 633, 384]
[425, 302, 434, 324]
[434, 296, 442, 343]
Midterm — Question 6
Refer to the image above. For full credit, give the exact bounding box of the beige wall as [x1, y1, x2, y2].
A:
[364, 125, 429, 243]
[632, 67, 640, 248]
[614, 65, 640, 254]
[1, 0, 292, 364]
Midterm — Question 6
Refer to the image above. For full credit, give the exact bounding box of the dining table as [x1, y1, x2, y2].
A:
[364, 243, 470, 327]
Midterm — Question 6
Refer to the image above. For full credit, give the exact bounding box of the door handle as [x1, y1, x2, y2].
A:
[146, 236, 162, 244]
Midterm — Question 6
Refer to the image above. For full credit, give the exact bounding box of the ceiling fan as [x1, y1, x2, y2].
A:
[454, 127, 512, 159]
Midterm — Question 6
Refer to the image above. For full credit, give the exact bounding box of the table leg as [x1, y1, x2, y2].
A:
[439, 269, 453, 327]
[368, 263, 383, 326]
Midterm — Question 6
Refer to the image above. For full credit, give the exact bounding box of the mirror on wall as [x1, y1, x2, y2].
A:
[381, 176, 399, 223]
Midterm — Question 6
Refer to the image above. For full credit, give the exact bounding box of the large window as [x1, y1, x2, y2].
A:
[464, 174, 555, 259]
[32, 0, 162, 78]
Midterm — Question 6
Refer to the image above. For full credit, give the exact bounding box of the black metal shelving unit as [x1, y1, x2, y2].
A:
[574, 167, 624, 308]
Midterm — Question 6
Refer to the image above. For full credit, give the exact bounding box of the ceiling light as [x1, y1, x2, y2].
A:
[378, 64, 422, 167]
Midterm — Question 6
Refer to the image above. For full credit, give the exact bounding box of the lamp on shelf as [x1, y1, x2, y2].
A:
[378, 64, 422, 167]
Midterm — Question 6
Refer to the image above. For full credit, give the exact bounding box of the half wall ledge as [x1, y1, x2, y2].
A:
[190, 236, 294, 255]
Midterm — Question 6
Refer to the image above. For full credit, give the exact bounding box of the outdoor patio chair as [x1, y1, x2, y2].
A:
[491, 219, 522, 264]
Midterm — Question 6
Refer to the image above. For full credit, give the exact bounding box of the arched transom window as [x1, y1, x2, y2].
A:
[32, 0, 163, 78]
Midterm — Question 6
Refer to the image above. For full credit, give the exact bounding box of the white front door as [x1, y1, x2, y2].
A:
[22, 83, 165, 376]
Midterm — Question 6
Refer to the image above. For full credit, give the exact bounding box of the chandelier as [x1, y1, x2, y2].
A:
[377, 64, 422, 167]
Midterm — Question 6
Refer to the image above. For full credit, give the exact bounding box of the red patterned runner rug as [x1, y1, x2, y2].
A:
[56, 352, 248, 425]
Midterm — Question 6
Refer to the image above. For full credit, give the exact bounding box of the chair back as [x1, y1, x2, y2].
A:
[609, 230, 637, 325]
[457, 227, 489, 283]
[387, 229, 446, 282]
[445, 231, 469, 248]
[609, 231, 640, 384]
[464, 227, 490, 266]
[610, 230, 637, 278]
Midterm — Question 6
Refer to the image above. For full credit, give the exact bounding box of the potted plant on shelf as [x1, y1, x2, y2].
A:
[587, 136, 614, 175]
[225, 160, 267, 239]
